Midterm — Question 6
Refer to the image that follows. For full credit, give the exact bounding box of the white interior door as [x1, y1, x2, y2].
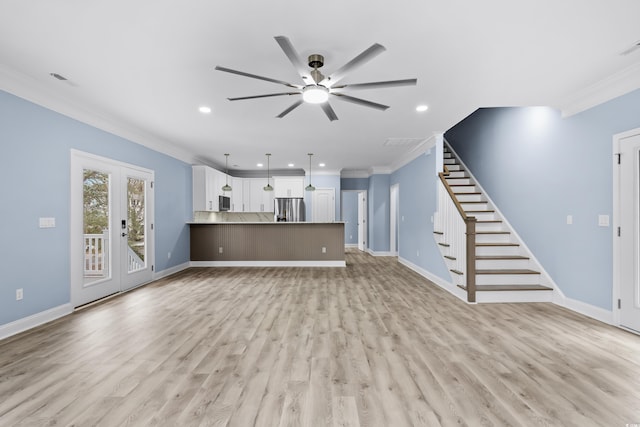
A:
[358, 191, 367, 251]
[618, 132, 640, 332]
[313, 188, 335, 222]
[71, 151, 154, 307]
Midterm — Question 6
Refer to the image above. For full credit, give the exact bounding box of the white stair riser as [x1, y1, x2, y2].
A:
[476, 234, 512, 244]
[447, 170, 466, 178]
[475, 223, 506, 232]
[467, 212, 497, 221]
[444, 158, 457, 165]
[476, 274, 540, 285]
[476, 259, 532, 270]
[451, 185, 477, 193]
[456, 194, 484, 202]
[475, 290, 553, 303]
[476, 245, 522, 256]
[446, 178, 472, 185]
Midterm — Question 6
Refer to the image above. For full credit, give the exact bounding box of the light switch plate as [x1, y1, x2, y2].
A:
[39, 217, 55, 228]
[567, 215, 573, 225]
[598, 215, 609, 227]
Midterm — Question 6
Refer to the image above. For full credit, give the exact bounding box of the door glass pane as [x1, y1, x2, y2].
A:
[127, 177, 146, 273]
[83, 169, 110, 285]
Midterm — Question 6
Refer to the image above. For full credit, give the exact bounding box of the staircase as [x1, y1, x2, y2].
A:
[434, 144, 554, 303]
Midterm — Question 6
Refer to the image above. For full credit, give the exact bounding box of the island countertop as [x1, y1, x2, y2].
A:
[189, 222, 345, 267]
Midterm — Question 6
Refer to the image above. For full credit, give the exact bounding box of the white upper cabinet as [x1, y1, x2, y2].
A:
[193, 165, 220, 211]
[230, 177, 244, 212]
[274, 177, 304, 198]
[244, 178, 275, 212]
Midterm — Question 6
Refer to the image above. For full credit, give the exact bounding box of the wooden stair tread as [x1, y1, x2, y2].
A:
[433, 231, 444, 235]
[460, 201, 488, 204]
[438, 242, 450, 247]
[476, 231, 510, 235]
[457, 284, 553, 292]
[476, 255, 529, 260]
[476, 242, 519, 247]
[454, 192, 481, 195]
[465, 210, 495, 213]
[449, 184, 475, 187]
[477, 220, 502, 223]
[450, 269, 463, 275]
[444, 255, 456, 260]
[477, 269, 540, 275]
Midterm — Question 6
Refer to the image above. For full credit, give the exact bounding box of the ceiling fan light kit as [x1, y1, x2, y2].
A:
[215, 36, 417, 121]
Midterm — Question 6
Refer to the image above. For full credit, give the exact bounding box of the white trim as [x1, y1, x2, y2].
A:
[390, 133, 440, 173]
[398, 257, 469, 302]
[0, 304, 73, 341]
[154, 261, 190, 280]
[559, 61, 640, 117]
[190, 260, 346, 267]
[555, 295, 614, 325]
[345, 244, 358, 248]
[1, 65, 196, 164]
[612, 127, 640, 328]
[475, 290, 553, 304]
[366, 249, 396, 257]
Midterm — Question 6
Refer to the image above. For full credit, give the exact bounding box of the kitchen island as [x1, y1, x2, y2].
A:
[189, 222, 345, 267]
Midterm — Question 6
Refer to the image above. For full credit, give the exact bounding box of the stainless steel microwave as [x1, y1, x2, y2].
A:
[219, 195, 230, 211]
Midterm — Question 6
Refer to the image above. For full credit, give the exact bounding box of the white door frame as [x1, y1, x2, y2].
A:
[70, 150, 155, 307]
[390, 183, 399, 256]
[613, 127, 640, 331]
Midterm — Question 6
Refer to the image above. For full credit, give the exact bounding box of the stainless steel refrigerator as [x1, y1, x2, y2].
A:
[274, 198, 305, 222]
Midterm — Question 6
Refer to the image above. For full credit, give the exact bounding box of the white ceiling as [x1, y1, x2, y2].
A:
[1, 0, 640, 174]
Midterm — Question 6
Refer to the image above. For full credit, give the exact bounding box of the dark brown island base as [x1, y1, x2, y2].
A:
[189, 222, 345, 267]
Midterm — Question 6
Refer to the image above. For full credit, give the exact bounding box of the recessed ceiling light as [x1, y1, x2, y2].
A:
[257, 163, 263, 167]
[288, 163, 294, 167]
[199, 106, 211, 114]
[416, 105, 429, 112]
[319, 163, 326, 167]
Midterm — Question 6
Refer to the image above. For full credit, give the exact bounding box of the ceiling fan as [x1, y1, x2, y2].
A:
[215, 36, 417, 121]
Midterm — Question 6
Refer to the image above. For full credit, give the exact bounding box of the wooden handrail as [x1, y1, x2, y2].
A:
[438, 171, 477, 303]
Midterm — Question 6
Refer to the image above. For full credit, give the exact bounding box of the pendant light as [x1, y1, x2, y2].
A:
[263, 153, 273, 191]
[222, 153, 232, 192]
[305, 153, 315, 191]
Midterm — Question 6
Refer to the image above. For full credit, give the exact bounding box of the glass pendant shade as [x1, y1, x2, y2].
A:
[306, 153, 315, 191]
[264, 153, 273, 191]
[222, 153, 232, 192]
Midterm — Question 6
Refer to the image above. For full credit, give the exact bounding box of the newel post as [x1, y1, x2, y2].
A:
[465, 217, 477, 303]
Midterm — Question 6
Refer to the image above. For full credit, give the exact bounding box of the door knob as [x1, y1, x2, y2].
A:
[121, 232, 128, 237]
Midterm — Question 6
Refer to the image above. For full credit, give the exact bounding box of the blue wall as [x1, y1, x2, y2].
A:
[445, 89, 640, 310]
[391, 152, 450, 280]
[368, 174, 390, 252]
[341, 191, 359, 245]
[0, 90, 192, 326]
[304, 174, 341, 221]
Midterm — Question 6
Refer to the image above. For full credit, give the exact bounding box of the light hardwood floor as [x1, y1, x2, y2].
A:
[1, 249, 639, 426]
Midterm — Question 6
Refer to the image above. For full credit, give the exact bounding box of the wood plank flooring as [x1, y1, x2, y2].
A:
[1, 249, 640, 426]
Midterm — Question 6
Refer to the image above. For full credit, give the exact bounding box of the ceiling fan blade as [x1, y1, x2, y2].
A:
[227, 92, 300, 101]
[274, 36, 313, 84]
[332, 78, 417, 91]
[331, 93, 389, 111]
[215, 66, 300, 88]
[320, 102, 339, 121]
[321, 43, 386, 86]
[277, 99, 304, 118]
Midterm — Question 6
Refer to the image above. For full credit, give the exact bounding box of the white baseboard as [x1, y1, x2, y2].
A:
[0, 303, 73, 342]
[154, 261, 190, 280]
[398, 257, 468, 302]
[555, 295, 614, 325]
[190, 260, 346, 267]
[366, 248, 396, 257]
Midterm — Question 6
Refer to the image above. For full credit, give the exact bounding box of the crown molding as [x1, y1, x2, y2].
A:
[340, 169, 370, 179]
[0, 64, 197, 164]
[559, 61, 640, 117]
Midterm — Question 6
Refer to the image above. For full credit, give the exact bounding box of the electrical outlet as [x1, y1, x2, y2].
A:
[167, 251, 171, 259]
[219, 246, 223, 254]
[321, 247, 326, 253]
[566, 215, 573, 225]
[417, 250, 420, 257]
[16, 288, 23, 301]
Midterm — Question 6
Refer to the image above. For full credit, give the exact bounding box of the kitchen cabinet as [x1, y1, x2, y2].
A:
[243, 178, 275, 212]
[193, 165, 229, 212]
[274, 177, 304, 198]
[230, 177, 244, 212]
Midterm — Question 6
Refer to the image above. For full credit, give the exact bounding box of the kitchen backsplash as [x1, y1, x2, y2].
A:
[193, 211, 274, 223]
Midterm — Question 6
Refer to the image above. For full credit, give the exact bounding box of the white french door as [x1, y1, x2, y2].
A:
[615, 130, 640, 332]
[71, 151, 154, 307]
